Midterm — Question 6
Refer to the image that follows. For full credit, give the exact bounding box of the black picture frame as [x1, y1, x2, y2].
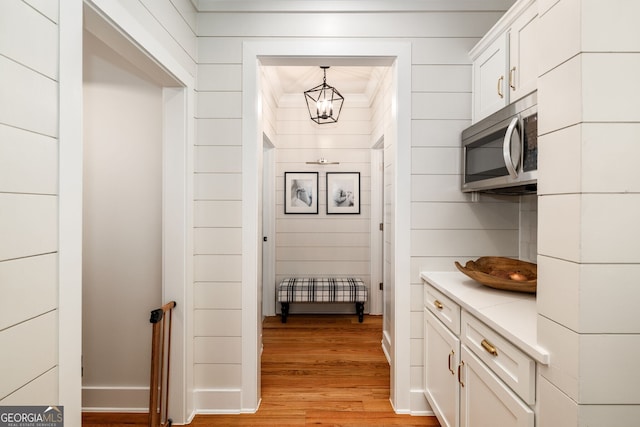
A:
[284, 172, 319, 214]
[326, 172, 360, 214]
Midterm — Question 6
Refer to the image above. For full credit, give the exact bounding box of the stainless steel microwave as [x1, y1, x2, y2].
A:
[461, 92, 538, 194]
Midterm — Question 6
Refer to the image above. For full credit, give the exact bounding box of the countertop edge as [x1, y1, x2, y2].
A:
[420, 271, 550, 365]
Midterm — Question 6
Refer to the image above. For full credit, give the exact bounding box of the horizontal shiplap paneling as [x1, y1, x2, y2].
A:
[197, 92, 242, 118]
[197, 64, 242, 91]
[0, 0, 59, 80]
[412, 119, 469, 148]
[194, 282, 242, 310]
[411, 202, 519, 230]
[194, 337, 242, 363]
[0, 254, 58, 331]
[139, 0, 197, 58]
[411, 229, 518, 257]
[412, 65, 471, 93]
[194, 309, 242, 336]
[0, 367, 57, 405]
[195, 118, 242, 145]
[0, 55, 58, 138]
[195, 146, 242, 173]
[0, 124, 58, 195]
[194, 364, 242, 389]
[22, 0, 59, 23]
[194, 228, 242, 254]
[276, 246, 370, 261]
[0, 311, 57, 400]
[194, 254, 242, 282]
[412, 92, 471, 120]
[194, 201, 242, 227]
[277, 232, 370, 247]
[276, 261, 370, 276]
[0, 194, 57, 261]
[195, 173, 242, 200]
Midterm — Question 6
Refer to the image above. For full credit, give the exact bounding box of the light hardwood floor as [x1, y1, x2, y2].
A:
[83, 314, 440, 426]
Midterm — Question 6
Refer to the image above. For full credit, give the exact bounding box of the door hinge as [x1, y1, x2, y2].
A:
[379, 282, 383, 291]
[379, 223, 384, 231]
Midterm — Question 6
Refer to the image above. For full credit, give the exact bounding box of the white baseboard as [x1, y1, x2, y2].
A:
[410, 389, 433, 415]
[82, 386, 148, 412]
[193, 388, 242, 413]
[382, 330, 392, 364]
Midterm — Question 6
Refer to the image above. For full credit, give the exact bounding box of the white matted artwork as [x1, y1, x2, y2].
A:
[326, 172, 360, 214]
[284, 172, 318, 214]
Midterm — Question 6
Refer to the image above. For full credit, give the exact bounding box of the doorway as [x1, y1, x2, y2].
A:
[78, 4, 192, 422]
[242, 40, 412, 412]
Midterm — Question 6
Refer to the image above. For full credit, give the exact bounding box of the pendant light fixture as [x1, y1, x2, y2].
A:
[303, 66, 345, 124]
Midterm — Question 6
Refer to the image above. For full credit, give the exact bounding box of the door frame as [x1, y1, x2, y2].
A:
[262, 134, 276, 317]
[242, 39, 412, 412]
[59, 1, 195, 423]
[369, 137, 385, 315]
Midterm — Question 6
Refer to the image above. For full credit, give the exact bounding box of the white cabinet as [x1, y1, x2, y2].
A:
[460, 346, 535, 427]
[423, 281, 538, 427]
[424, 309, 460, 427]
[472, 34, 508, 122]
[470, 0, 538, 122]
[508, 3, 539, 102]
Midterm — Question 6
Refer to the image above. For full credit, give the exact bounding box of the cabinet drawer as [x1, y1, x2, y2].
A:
[461, 311, 535, 405]
[424, 284, 460, 335]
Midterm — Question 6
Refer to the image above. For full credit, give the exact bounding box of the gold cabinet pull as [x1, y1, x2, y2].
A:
[458, 360, 465, 387]
[497, 76, 504, 98]
[448, 350, 455, 375]
[481, 339, 498, 356]
[509, 66, 516, 90]
[433, 300, 444, 310]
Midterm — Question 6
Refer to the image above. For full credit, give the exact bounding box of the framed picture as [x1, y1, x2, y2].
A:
[284, 172, 318, 214]
[326, 172, 360, 214]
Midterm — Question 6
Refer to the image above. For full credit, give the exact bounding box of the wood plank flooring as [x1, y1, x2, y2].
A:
[83, 314, 440, 426]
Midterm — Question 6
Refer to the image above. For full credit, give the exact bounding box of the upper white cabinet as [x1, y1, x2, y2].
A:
[472, 33, 508, 123]
[470, 0, 539, 122]
[509, 3, 539, 102]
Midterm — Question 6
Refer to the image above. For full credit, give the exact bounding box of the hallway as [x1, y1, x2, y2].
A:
[83, 314, 439, 426]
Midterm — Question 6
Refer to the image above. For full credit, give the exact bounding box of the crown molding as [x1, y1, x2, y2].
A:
[193, 0, 515, 13]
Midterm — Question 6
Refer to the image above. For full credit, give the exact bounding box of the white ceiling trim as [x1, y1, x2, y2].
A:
[193, 0, 515, 13]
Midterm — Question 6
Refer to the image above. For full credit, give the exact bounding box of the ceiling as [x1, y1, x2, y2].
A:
[260, 57, 394, 107]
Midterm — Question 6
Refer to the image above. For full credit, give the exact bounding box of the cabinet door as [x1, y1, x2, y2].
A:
[424, 309, 460, 427]
[460, 345, 534, 427]
[472, 33, 508, 122]
[508, 2, 538, 101]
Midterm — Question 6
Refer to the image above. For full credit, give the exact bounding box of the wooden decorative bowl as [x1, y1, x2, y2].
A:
[454, 257, 537, 293]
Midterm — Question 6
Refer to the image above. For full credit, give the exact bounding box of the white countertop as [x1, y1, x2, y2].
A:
[420, 271, 549, 364]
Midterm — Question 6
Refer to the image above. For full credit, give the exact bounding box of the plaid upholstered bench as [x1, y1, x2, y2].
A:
[277, 277, 368, 323]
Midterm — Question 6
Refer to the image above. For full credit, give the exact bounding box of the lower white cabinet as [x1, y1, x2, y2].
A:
[424, 308, 459, 427]
[423, 282, 537, 427]
[460, 345, 534, 427]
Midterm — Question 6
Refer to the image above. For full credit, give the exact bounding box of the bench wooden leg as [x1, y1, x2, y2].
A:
[281, 302, 290, 323]
[355, 302, 365, 323]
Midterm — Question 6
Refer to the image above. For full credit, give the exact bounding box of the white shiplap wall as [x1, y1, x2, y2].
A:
[0, 0, 60, 404]
[536, 0, 640, 424]
[196, 5, 520, 413]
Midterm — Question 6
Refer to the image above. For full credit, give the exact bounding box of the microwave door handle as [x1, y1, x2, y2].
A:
[503, 116, 521, 178]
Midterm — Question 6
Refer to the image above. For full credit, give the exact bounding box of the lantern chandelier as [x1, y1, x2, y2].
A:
[303, 66, 345, 124]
